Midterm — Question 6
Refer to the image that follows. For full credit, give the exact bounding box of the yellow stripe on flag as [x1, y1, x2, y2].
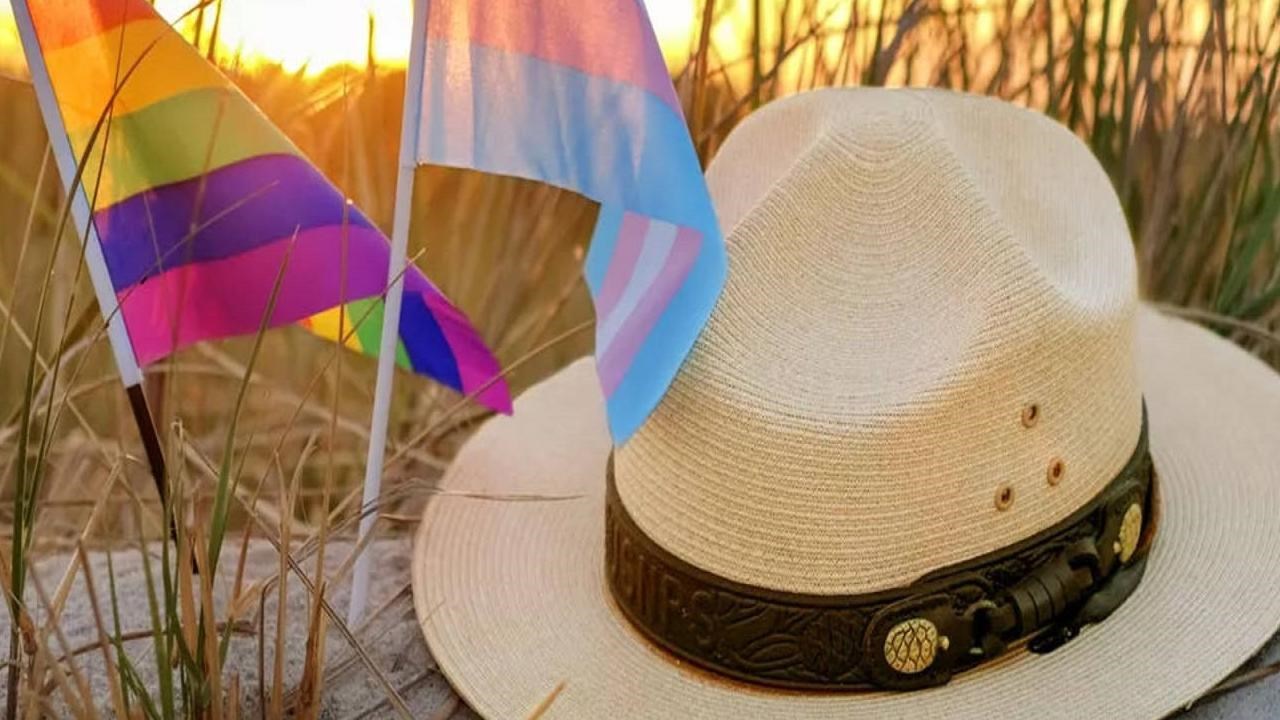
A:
[301, 306, 367, 353]
[44, 18, 224, 134]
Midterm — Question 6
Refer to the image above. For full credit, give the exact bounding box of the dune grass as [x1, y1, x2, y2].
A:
[0, 0, 1278, 717]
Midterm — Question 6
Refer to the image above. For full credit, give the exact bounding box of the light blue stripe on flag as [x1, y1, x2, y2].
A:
[585, 204, 625, 294]
[419, 39, 719, 237]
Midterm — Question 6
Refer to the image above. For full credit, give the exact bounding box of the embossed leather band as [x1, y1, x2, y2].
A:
[604, 414, 1157, 691]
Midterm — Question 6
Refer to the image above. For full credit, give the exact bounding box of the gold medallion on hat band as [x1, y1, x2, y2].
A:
[605, 409, 1157, 692]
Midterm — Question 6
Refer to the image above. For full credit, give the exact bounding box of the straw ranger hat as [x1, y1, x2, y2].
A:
[412, 87, 1280, 718]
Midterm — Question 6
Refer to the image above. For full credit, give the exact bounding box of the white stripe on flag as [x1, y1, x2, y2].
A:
[595, 217, 678, 357]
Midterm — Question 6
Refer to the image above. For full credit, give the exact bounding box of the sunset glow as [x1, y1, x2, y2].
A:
[0, 0, 702, 76]
[0, 0, 1246, 90]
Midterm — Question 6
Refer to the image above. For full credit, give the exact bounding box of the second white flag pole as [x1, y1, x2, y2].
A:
[348, 0, 431, 626]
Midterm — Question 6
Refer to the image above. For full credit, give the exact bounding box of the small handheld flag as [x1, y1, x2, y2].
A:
[416, 0, 727, 442]
[14, 0, 510, 413]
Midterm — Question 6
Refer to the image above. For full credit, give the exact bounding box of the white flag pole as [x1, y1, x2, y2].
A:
[347, 0, 431, 625]
[13, 2, 143, 388]
[12, 2, 170, 505]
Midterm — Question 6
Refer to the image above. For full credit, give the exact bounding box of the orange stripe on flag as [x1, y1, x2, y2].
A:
[27, 0, 157, 52]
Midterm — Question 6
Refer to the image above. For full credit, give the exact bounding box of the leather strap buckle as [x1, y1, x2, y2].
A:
[857, 481, 1156, 691]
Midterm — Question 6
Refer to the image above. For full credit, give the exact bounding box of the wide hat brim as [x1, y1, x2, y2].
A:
[412, 307, 1280, 719]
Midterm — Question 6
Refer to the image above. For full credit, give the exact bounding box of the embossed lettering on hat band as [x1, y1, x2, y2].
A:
[604, 413, 1157, 692]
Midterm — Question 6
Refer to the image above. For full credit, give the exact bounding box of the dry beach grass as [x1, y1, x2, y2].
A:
[0, 0, 1278, 717]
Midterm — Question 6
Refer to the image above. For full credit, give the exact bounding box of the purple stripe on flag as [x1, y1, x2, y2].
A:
[94, 153, 377, 290]
[120, 226, 391, 364]
[593, 212, 650, 322]
[597, 224, 702, 396]
[423, 291, 511, 413]
[425, 0, 680, 116]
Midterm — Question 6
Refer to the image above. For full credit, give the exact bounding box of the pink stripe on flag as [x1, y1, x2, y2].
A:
[120, 227, 389, 364]
[597, 224, 702, 396]
[423, 291, 512, 413]
[594, 212, 650, 322]
[425, 0, 681, 116]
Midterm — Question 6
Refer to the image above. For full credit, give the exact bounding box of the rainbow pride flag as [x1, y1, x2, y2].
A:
[18, 0, 510, 412]
[417, 0, 727, 441]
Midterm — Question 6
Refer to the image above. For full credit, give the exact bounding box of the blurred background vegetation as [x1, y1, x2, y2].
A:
[0, 0, 1277, 715]
[0, 0, 1277, 545]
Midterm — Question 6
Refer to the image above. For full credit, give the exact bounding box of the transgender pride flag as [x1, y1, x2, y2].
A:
[416, 0, 727, 442]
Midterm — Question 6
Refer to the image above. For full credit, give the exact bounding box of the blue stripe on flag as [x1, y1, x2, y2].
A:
[399, 291, 463, 392]
[584, 203, 625, 295]
[420, 38, 719, 241]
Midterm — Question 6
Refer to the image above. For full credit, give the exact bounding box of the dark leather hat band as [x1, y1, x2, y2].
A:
[605, 412, 1158, 691]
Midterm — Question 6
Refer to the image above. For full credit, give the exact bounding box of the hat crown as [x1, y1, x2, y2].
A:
[614, 88, 1143, 595]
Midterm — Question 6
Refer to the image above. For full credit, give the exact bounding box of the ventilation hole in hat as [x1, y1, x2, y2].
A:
[995, 485, 1015, 511]
[1047, 458, 1066, 486]
[1021, 404, 1040, 428]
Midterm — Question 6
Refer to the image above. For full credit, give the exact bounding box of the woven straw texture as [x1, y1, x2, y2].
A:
[617, 88, 1142, 593]
[416, 311, 1280, 718]
[413, 88, 1280, 718]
